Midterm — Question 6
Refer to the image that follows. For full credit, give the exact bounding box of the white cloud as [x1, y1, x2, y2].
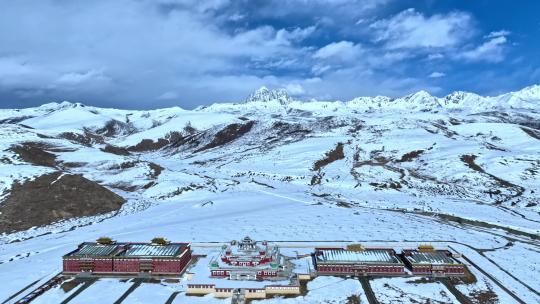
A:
[0, 0, 318, 107]
[0, 0, 520, 108]
[428, 71, 446, 78]
[313, 41, 361, 61]
[55, 69, 109, 86]
[370, 8, 472, 49]
[0, 57, 34, 82]
[427, 53, 444, 60]
[227, 13, 244, 21]
[459, 33, 509, 63]
[283, 83, 305, 95]
[275, 26, 317, 46]
[157, 91, 179, 100]
[485, 30, 510, 39]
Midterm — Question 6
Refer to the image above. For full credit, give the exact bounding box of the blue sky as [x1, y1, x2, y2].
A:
[0, 0, 539, 109]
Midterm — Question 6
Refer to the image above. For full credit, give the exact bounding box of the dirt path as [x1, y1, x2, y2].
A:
[437, 278, 472, 304]
[449, 246, 526, 304]
[164, 291, 181, 304]
[60, 278, 97, 304]
[1, 278, 41, 304]
[113, 279, 143, 304]
[358, 277, 379, 304]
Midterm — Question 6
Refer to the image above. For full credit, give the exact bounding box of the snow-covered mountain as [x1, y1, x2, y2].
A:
[0, 85, 539, 303]
[245, 86, 293, 105]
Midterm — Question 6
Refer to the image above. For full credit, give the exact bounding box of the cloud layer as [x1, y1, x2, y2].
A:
[0, 0, 534, 109]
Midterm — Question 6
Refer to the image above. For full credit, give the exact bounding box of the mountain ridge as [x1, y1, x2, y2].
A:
[8, 84, 539, 114]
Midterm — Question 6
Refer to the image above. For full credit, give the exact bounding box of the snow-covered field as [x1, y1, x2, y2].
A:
[371, 277, 459, 304]
[1, 86, 539, 303]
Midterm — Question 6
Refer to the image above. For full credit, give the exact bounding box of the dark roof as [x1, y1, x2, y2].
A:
[68, 244, 119, 257]
[405, 251, 459, 265]
[121, 244, 186, 257]
[316, 249, 402, 264]
[66, 242, 190, 258]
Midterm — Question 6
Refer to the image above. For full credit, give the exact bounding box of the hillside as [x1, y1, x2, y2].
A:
[0, 86, 539, 303]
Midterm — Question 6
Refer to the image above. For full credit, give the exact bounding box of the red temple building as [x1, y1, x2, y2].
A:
[62, 238, 191, 276]
[209, 236, 285, 280]
[402, 245, 465, 277]
[313, 247, 405, 276]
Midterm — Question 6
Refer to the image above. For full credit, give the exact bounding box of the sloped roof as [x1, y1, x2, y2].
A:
[123, 244, 185, 257]
[316, 249, 401, 264]
[69, 244, 119, 257]
[405, 251, 458, 265]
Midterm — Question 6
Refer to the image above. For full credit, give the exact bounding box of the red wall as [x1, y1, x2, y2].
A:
[113, 259, 140, 273]
[153, 260, 181, 273]
[63, 247, 192, 275]
[63, 259, 81, 272]
[94, 259, 113, 272]
[317, 264, 404, 275]
[411, 265, 465, 274]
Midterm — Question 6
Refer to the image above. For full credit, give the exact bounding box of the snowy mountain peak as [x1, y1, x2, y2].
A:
[245, 86, 293, 105]
[441, 91, 482, 106]
[510, 84, 540, 99]
[493, 84, 540, 109]
[396, 90, 441, 110]
[38, 101, 85, 111]
[403, 90, 434, 101]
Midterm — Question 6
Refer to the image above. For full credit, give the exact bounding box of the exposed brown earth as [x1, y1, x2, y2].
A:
[399, 149, 425, 162]
[313, 142, 345, 171]
[148, 162, 164, 179]
[195, 121, 255, 152]
[470, 289, 498, 304]
[158, 183, 204, 199]
[58, 130, 104, 146]
[460, 155, 485, 174]
[95, 119, 134, 137]
[520, 127, 540, 140]
[460, 154, 525, 204]
[0, 116, 35, 124]
[345, 295, 361, 304]
[128, 131, 183, 152]
[0, 172, 125, 233]
[310, 143, 345, 186]
[129, 138, 169, 152]
[100, 144, 130, 156]
[10, 142, 58, 167]
[109, 161, 138, 170]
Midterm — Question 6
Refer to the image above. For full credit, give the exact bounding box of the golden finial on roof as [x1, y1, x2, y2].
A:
[151, 237, 170, 245]
[418, 244, 435, 252]
[346, 244, 365, 251]
[96, 237, 114, 245]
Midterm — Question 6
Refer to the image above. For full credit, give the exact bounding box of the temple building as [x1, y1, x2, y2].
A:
[209, 236, 285, 280]
[313, 246, 405, 276]
[62, 237, 191, 276]
[402, 245, 465, 276]
[187, 236, 311, 299]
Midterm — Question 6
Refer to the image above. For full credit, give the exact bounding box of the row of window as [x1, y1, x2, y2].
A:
[212, 270, 228, 275]
[318, 266, 403, 272]
[260, 271, 276, 275]
[188, 284, 214, 289]
[267, 286, 298, 290]
[246, 289, 265, 293]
